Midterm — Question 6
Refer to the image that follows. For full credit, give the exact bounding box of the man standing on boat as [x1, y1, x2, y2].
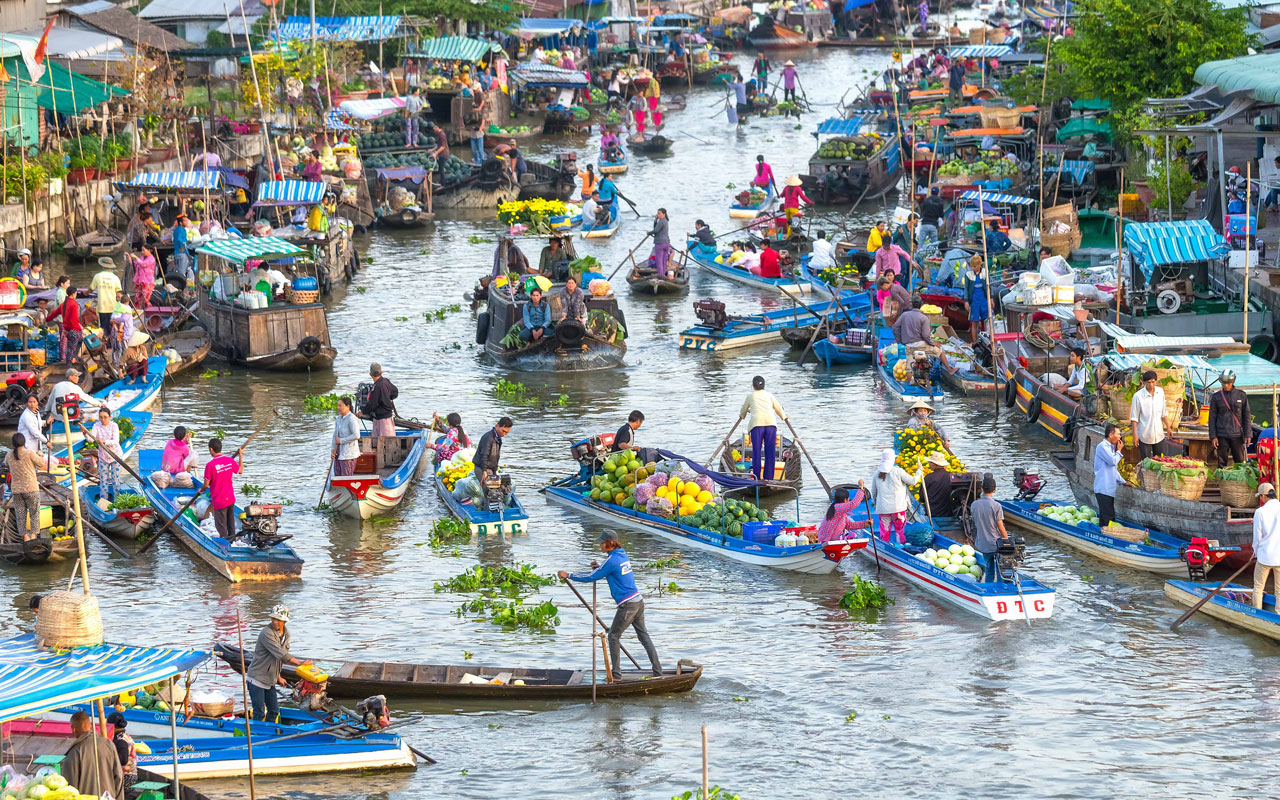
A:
[246, 605, 310, 722]
[559, 530, 664, 680]
[971, 476, 1009, 582]
[948, 58, 965, 106]
[1209, 369, 1252, 468]
[204, 437, 243, 541]
[62, 710, 122, 800]
[1092, 423, 1125, 528]
[781, 60, 798, 104]
[360, 363, 398, 438]
[1252, 483, 1280, 610]
[739, 376, 787, 483]
[1129, 370, 1170, 459]
[474, 417, 512, 489]
[403, 87, 424, 148]
[611, 411, 644, 454]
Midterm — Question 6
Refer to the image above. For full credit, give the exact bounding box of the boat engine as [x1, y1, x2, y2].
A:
[356, 381, 374, 411]
[483, 474, 512, 513]
[356, 695, 390, 730]
[997, 534, 1028, 581]
[0, 372, 36, 418]
[292, 676, 330, 712]
[236, 503, 290, 549]
[1181, 537, 1214, 582]
[1012, 468, 1044, 501]
[693, 299, 729, 330]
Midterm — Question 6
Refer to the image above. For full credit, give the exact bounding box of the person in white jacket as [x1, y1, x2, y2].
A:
[739, 376, 787, 482]
[870, 448, 922, 544]
[1253, 482, 1280, 610]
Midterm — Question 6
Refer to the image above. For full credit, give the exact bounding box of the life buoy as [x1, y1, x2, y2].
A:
[297, 336, 323, 360]
[1025, 395, 1042, 424]
[475, 312, 490, 345]
[1004, 375, 1018, 407]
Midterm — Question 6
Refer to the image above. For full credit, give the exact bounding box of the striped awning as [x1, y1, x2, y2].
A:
[511, 18, 585, 35]
[196, 236, 305, 265]
[255, 180, 326, 207]
[339, 96, 405, 120]
[325, 110, 356, 130]
[1045, 159, 1095, 183]
[1024, 5, 1063, 19]
[119, 171, 224, 191]
[274, 15, 402, 41]
[1092, 353, 1216, 372]
[1114, 333, 1239, 351]
[958, 189, 1036, 206]
[409, 36, 499, 62]
[1125, 220, 1230, 279]
[815, 116, 879, 136]
[0, 633, 207, 723]
[948, 45, 1014, 58]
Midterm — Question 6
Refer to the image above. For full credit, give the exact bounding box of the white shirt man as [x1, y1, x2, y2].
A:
[809, 233, 835, 269]
[1252, 483, 1280, 610]
[1128, 371, 1168, 458]
[581, 195, 600, 227]
[45, 369, 105, 417]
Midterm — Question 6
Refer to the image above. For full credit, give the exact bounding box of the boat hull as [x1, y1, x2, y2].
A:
[137, 738, 416, 779]
[327, 430, 427, 520]
[434, 473, 529, 535]
[80, 485, 154, 540]
[1164, 580, 1280, 641]
[687, 247, 811, 295]
[1000, 500, 1188, 575]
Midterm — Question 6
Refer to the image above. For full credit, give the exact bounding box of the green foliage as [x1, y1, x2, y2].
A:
[107, 493, 149, 511]
[434, 563, 555, 594]
[839, 575, 893, 610]
[241, 484, 265, 497]
[456, 597, 560, 631]
[117, 416, 136, 440]
[1145, 157, 1197, 212]
[303, 393, 341, 412]
[672, 789, 741, 800]
[427, 517, 471, 547]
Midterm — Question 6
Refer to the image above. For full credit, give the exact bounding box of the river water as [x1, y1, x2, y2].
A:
[4, 47, 1279, 800]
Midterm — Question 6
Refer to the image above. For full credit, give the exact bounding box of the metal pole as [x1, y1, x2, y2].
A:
[1272, 382, 1277, 484]
[1218, 132, 1228, 230]
[168, 676, 182, 797]
[235, 610, 258, 800]
[978, 186, 996, 418]
[61, 406, 91, 594]
[1115, 167, 1124, 326]
[1165, 136, 1173, 219]
[310, 0, 317, 42]
[1245, 161, 1252, 346]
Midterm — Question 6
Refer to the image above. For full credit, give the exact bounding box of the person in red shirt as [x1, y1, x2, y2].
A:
[45, 284, 83, 363]
[753, 241, 783, 279]
[203, 437, 244, 540]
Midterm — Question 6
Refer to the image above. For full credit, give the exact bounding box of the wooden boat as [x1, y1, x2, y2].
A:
[80, 483, 155, 540]
[818, 34, 957, 49]
[850, 509, 1056, 621]
[216, 643, 700, 700]
[326, 427, 428, 520]
[49, 357, 168, 444]
[48, 411, 153, 488]
[1001, 343, 1086, 443]
[377, 206, 434, 228]
[875, 328, 949, 403]
[717, 432, 803, 496]
[746, 16, 817, 48]
[433, 171, 521, 209]
[627, 134, 673, 155]
[685, 243, 811, 295]
[137, 449, 304, 581]
[677, 298, 848, 352]
[1164, 580, 1280, 642]
[729, 184, 775, 219]
[813, 330, 875, 367]
[802, 134, 902, 204]
[432, 455, 528, 535]
[157, 328, 212, 378]
[580, 198, 621, 239]
[65, 228, 126, 262]
[937, 339, 1006, 394]
[478, 271, 627, 372]
[518, 158, 578, 201]
[0, 475, 82, 565]
[598, 148, 629, 175]
[1050, 424, 1254, 546]
[196, 291, 335, 371]
[999, 499, 1229, 576]
[627, 262, 690, 295]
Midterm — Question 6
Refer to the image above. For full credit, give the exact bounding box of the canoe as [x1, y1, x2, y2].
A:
[137, 449, 304, 581]
[598, 149, 629, 174]
[49, 356, 169, 443]
[628, 134, 673, 155]
[80, 483, 154, 540]
[214, 643, 703, 700]
[875, 328, 948, 403]
[729, 184, 775, 218]
[65, 228, 126, 262]
[685, 243, 811, 295]
[627, 264, 690, 295]
[0, 475, 83, 565]
[717, 433, 803, 496]
[580, 199, 620, 239]
[48, 410, 152, 489]
[157, 328, 212, 378]
[433, 457, 529, 535]
[377, 207, 434, 228]
[677, 298, 847, 352]
[851, 511, 1056, 622]
[326, 427, 428, 520]
[1000, 499, 1215, 575]
[1164, 580, 1280, 642]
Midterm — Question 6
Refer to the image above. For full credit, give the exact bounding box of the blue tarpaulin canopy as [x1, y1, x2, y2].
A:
[1125, 220, 1230, 279]
[1044, 159, 1095, 184]
[119, 171, 226, 192]
[255, 180, 326, 207]
[274, 15, 403, 42]
[948, 45, 1015, 58]
[0, 634, 208, 723]
[958, 189, 1036, 206]
[512, 18, 585, 35]
[843, 0, 878, 9]
[815, 116, 878, 136]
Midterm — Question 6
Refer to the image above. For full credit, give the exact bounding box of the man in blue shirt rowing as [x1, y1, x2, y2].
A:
[559, 530, 663, 680]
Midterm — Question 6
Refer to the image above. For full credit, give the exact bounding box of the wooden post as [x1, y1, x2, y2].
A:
[1037, 34, 1052, 216]
[1244, 161, 1252, 346]
[1115, 167, 1125, 326]
[978, 186, 997, 417]
[591, 582, 597, 705]
[235, 610, 258, 800]
[1273, 382, 1278, 483]
[701, 725, 709, 799]
[61, 406, 91, 595]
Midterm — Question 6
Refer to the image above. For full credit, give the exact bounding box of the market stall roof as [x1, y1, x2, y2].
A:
[0, 44, 129, 113]
[408, 36, 500, 62]
[274, 15, 405, 42]
[325, 110, 357, 130]
[653, 12, 698, 24]
[0, 633, 208, 724]
[210, 167, 249, 192]
[197, 236, 305, 264]
[1044, 159, 1095, 183]
[1091, 352, 1216, 372]
[958, 189, 1036, 206]
[58, 2, 192, 52]
[511, 18, 585, 35]
[1114, 334, 1239, 352]
[338, 96, 405, 120]
[948, 45, 1014, 58]
[255, 180, 326, 207]
[119, 170, 225, 191]
[594, 15, 647, 25]
[510, 63, 589, 88]
[1194, 53, 1280, 105]
[16, 27, 123, 60]
[1125, 220, 1230, 279]
[814, 116, 878, 136]
[1055, 117, 1114, 143]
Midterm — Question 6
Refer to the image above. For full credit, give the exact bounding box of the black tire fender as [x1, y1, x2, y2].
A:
[5, 383, 28, 405]
[298, 336, 323, 360]
[475, 311, 490, 345]
[1004, 374, 1018, 408]
[1251, 334, 1279, 363]
[1025, 394, 1042, 424]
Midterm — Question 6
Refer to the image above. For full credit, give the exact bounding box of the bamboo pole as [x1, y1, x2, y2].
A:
[61, 406, 90, 595]
[701, 726, 709, 799]
[1037, 34, 1052, 217]
[235, 610, 259, 800]
[1245, 161, 1252, 346]
[1116, 167, 1125, 326]
[979, 186, 996, 417]
[591, 582, 597, 704]
[1273, 382, 1278, 485]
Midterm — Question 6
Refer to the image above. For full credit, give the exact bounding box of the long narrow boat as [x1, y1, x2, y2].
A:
[49, 356, 169, 442]
[580, 198, 621, 239]
[157, 328, 213, 378]
[813, 332, 875, 366]
[875, 328, 948, 403]
[433, 458, 528, 535]
[598, 148, 629, 174]
[851, 511, 1055, 622]
[1001, 499, 1213, 576]
[627, 263, 690, 295]
[685, 244, 811, 295]
[80, 483, 154, 539]
[1164, 580, 1280, 642]
[214, 643, 702, 700]
[717, 433, 803, 496]
[729, 184, 775, 218]
[677, 298, 846, 352]
[137, 449, 304, 581]
[326, 428, 427, 520]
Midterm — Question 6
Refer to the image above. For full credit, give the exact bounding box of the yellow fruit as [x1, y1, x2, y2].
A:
[614, 492, 626, 504]
[656, 487, 669, 499]
[696, 490, 713, 503]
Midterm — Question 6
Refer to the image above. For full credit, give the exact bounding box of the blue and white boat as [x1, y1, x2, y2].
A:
[678, 298, 849, 352]
[686, 244, 811, 295]
[852, 512, 1055, 621]
[1001, 499, 1219, 576]
[729, 183, 775, 218]
[137, 449, 304, 582]
[326, 427, 428, 520]
[433, 458, 528, 535]
[580, 197, 620, 239]
[49, 356, 169, 441]
[598, 147, 629, 174]
[80, 483, 154, 539]
[47, 410, 152, 488]
[1164, 580, 1280, 642]
[543, 449, 868, 574]
[813, 331, 875, 367]
[875, 328, 948, 403]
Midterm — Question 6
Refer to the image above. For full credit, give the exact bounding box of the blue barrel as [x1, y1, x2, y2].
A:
[291, 276, 319, 291]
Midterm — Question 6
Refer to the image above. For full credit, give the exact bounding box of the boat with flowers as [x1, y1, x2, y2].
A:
[543, 440, 868, 573]
[326, 426, 428, 520]
[729, 184, 775, 219]
[433, 451, 529, 535]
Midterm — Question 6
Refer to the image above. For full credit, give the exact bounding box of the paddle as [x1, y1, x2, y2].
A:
[782, 418, 832, 498]
[1170, 557, 1257, 631]
[137, 410, 280, 555]
[560, 576, 642, 669]
[317, 453, 336, 510]
[860, 484, 881, 577]
[606, 233, 653, 281]
[705, 417, 744, 468]
[681, 131, 712, 145]
[614, 188, 642, 219]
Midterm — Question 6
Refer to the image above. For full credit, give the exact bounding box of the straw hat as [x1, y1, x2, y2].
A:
[907, 399, 934, 413]
[784, 59, 795, 67]
[785, 174, 802, 187]
[927, 451, 950, 468]
[97, 257, 116, 270]
[127, 330, 150, 348]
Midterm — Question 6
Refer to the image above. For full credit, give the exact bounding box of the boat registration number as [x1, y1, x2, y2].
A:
[680, 336, 718, 351]
[473, 520, 525, 536]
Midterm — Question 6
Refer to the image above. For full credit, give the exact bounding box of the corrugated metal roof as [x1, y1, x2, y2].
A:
[18, 27, 123, 60]
[274, 15, 403, 42]
[1114, 334, 1239, 350]
[948, 45, 1014, 58]
[65, 0, 116, 14]
[815, 116, 878, 136]
[1194, 53, 1280, 105]
[139, 0, 260, 20]
[1093, 353, 1216, 371]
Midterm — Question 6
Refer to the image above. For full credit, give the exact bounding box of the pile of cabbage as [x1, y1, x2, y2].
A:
[916, 543, 985, 580]
[1038, 503, 1098, 527]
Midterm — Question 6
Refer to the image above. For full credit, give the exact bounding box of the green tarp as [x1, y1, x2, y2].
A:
[196, 236, 304, 265]
[1055, 117, 1114, 143]
[1070, 98, 1112, 111]
[3, 57, 128, 114]
[1195, 53, 1280, 106]
[407, 36, 499, 63]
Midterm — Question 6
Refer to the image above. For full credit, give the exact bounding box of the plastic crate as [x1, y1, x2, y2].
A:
[743, 521, 786, 544]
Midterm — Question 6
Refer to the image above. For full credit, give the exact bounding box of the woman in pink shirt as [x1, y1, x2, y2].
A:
[155, 426, 197, 488]
[128, 246, 158, 309]
[752, 155, 774, 190]
[815, 487, 870, 543]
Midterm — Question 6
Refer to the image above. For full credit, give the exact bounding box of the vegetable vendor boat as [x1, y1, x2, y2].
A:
[0, 474, 84, 565]
[433, 454, 528, 535]
[729, 184, 775, 218]
[137, 449, 304, 581]
[875, 329, 949, 403]
[1000, 499, 1235, 575]
[326, 427, 428, 520]
[685, 244, 811, 295]
[580, 198, 621, 239]
[48, 410, 152, 489]
[598, 147, 629, 174]
[80, 484, 154, 539]
[1164, 581, 1280, 642]
[215, 643, 702, 700]
[544, 444, 867, 574]
[678, 297, 848, 352]
[801, 120, 902, 204]
[49, 363, 166, 444]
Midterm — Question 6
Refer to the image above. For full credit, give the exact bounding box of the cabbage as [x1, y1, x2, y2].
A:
[948, 544, 962, 554]
[962, 556, 977, 567]
[961, 544, 975, 556]
[916, 552, 933, 561]
[968, 564, 983, 577]
[944, 564, 961, 574]
[42, 777, 66, 791]
[934, 557, 951, 569]
[923, 548, 937, 560]
[949, 554, 964, 565]
[25, 786, 49, 800]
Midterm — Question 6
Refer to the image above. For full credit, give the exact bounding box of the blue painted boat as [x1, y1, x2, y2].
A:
[685, 243, 811, 295]
[678, 298, 849, 352]
[1001, 499, 1228, 575]
[137, 449, 304, 581]
[580, 198, 620, 238]
[813, 331, 875, 366]
[433, 456, 529, 535]
[1164, 580, 1280, 642]
[326, 427, 428, 520]
[47, 410, 152, 488]
[875, 328, 948, 403]
[50, 356, 169, 440]
[81, 483, 154, 539]
[729, 183, 775, 218]
[598, 147, 629, 174]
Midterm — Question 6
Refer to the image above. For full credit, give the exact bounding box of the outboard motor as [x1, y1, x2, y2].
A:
[238, 503, 290, 548]
[1012, 468, 1044, 501]
[483, 474, 512, 513]
[356, 381, 374, 412]
[1182, 537, 1213, 582]
[693, 299, 728, 330]
[356, 695, 391, 730]
[997, 534, 1028, 581]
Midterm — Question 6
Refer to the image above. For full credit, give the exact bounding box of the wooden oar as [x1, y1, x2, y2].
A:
[560, 577, 642, 669]
[137, 410, 280, 555]
[705, 417, 744, 468]
[782, 418, 832, 498]
[860, 487, 881, 577]
[614, 188, 642, 219]
[317, 453, 336, 509]
[606, 232, 652, 281]
[1170, 557, 1257, 631]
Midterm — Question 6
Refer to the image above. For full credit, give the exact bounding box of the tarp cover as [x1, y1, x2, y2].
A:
[409, 36, 499, 62]
[339, 96, 405, 120]
[119, 171, 224, 191]
[656, 450, 769, 491]
[958, 189, 1036, 206]
[815, 116, 879, 136]
[274, 15, 402, 42]
[511, 63, 589, 88]
[1055, 117, 1114, 143]
[0, 633, 207, 723]
[196, 236, 305, 264]
[255, 180, 326, 206]
[1125, 220, 1230, 279]
[948, 45, 1014, 58]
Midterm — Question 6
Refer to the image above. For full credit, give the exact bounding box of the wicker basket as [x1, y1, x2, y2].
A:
[1219, 478, 1259, 509]
[994, 106, 1020, 128]
[1158, 469, 1207, 501]
[1103, 523, 1148, 543]
[1110, 388, 1133, 422]
[1140, 467, 1162, 493]
[35, 591, 104, 649]
[285, 286, 319, 304]
[193, 699, 236, 717]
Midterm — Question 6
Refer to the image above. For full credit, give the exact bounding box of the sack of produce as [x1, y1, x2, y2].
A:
[645, 496, 674, 519]
[588, 278, 611, 296]
[634, 483, 656, 506]
[694, 474, 714, 493]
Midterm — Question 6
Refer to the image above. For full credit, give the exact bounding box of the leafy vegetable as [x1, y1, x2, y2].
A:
[839, 575, 893, 610]
[107, 493, 149, 511]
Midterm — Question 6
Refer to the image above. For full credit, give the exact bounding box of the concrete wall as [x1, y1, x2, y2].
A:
[0, 0, 46, 33]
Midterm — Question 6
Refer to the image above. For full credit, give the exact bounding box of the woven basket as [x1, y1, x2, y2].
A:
[1110, 387, 1132, 421]
[35, 591, 104, 649]
[1140, 467, 1162, 493]
[994, 107, 1020, 128]
[193, 699, 235, 717]
[1159, 469, 1207, 501]
[1103, 523, 1147, 543]
[1219, 478, 1259, 509]
[285, 287, 319, 304]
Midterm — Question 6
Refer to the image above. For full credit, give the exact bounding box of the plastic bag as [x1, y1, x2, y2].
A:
[633, 484, 655, 506]
[645, 496, 674, 519]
